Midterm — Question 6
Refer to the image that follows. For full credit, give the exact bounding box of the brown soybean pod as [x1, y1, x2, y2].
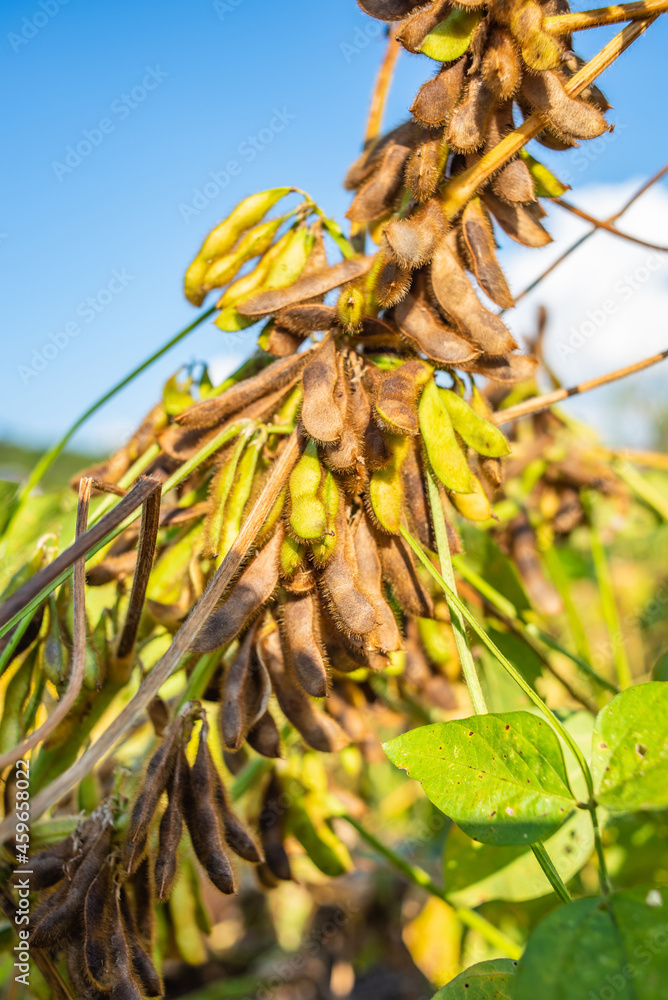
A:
[190, 527, 283, 652]
[321, 506, 377, 638]
[247, 710, 282, 758]
[282, 591, 330, 697]
[411, 59, 466, 125]
[208, 754, 263, 863]
[300, 337, 345, 444]
[461, 198, 515, 309]
[108, 890, 143, 1000]
[219, 625, 271, 750]
[259, 772, 292, 882]
[124, 720, 183, 874]
[352, 514, 402, 654]
[154, 750, 184, 901]
[119, 886, 163, 998]
[83, 863, 115, 989]
[181, 727, 235, 894]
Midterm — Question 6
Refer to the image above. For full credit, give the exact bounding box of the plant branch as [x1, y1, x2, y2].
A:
[340, 813, 523, 960]
[426, 470, 487, 715]
[2, 307, 216, 539]
[440, 17, 657, 220]
[365, 27, 401, 145]
[0, 477, 162, 637]
[545, 0, 668, 33]
[0, 479, 92, 773]
[553, 197, 668, 251]
[512, 162, 668, 306]
[493, 348, 668, 426]
[0, 431, 302, 840]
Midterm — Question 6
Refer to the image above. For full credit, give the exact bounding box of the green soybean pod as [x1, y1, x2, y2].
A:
[418, 380, 473, 493]
[440, 387, 510, 457]
[369, 434, 410, 534]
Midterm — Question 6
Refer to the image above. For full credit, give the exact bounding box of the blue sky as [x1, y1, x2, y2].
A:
[1, 0, 667, 454]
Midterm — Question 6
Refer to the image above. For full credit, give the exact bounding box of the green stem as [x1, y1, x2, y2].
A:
[426, 471, 487, 715]
[341, 813, 522, 960]
[531, 843, 572, 904]
[399, 525, 595, 799]
[0, 614, 33, 678]
[542, 544, 593, 666]
[0, 421, 250, 641]
[452, 553, 618, 694]
[2, 306, 215, 539]
[614, 459, 668, 522]
[586, 504, 632, 690]
[590, 803, 612, 897]
[176, 651, 222, 710]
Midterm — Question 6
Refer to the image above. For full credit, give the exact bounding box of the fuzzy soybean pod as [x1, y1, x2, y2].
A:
[440, 388, 511, 457]
[520, 69, 608, 140]
[311, 472, 341, 565]
[207, 753, 263, 863]
[181, 725, 235, 895]
[119, 886, 163, 998]
[259, 773, 292, 882]
[369, 433, 410, 534]
[461, 198, 515, 310]
[288, 440, 327, 542]
[375, 360, 431, 436]
[190, 528, 283, 653]
[202, 434, 249, 559]
[300, 337, 347, 445]
[0, 646, 37, 755]
[107, 891, 143, 1000]
[84, 863, 115, 990]
[41, 596, 68, 686]
[410, 58, 466, 125]
[129, 855, 155, 952]
[259, 625, 350, 753]
[482, 190, 552, 248]
[217, 433, 265, 563]
[352, 514, 402, 654]
[321, 505, 378, 638]
[418, 380, 473, 494]
[384, 198, 447, 269]
[26, 833, 79, 891]
[31, 823, 112, 949]
[393, 291, 479, 367]
[155, 750, 185, 901]
[282, 591, 330, 697]
[123, 718, 185, 874]
[247, 710, 282, 758]
[450, 472, 493, 521]
[219, 625, 271, 750]
[510, 1, 563, 71]
[377, 534, 433, 619]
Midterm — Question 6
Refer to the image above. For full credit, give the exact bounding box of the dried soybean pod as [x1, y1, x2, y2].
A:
[220, 626, 271, 750]
[27, 834, 78, 890]
[482, 28, 521, 100]
[84, 863, 114, 989]
[397, 0, 451, 52]
[430, 237, 517, 354]
[124, 718, 185, 872]
[208, 759, 263, 863]
[441, 388, 510, 457]
[411, 59, 466, 125]
[459, 350, 539, 383]
[450, 472, 493, 521]
[345, 143, 411, 224]
[322, 505, 378, 637]
[181, 726, 236, 895]
[301, 337, 345, 444]
[277, 302, 338, 336]
[108, 890, 143, 1000]
[119, 886, 163, 999]
[405, 136, 448, 203]
[393, 291, 480, 366]
[259, 625, 350, 752]
[384, 198, 447, 269]
[461, 198, 514, 309]
[402, 439, 432, 550]
[259, 773, 292, 882]
[418, 380, 473, 494]
[447, 77, 497, 153]
[238, 257, 373, 317]
[492, 156, 536, 205]
[352, 514, 402, 653]
[371, 253, 412, 308]
[247, 710, 282, 758]
[155, 751, 184, 901]
[377, 533, 433, 618]
[510, 1, 563, 71]
[282, 591, 329, 697]
[482, 190, 552, 247]
[520, 70, 608, 141]
[31, 823, 112, 948]
[190, 528, 283, 652]
[369, 433, 410, 534]
[375, 360, 431, 436]
[129, 855, 154, 951]
[176, 350, 310, 430]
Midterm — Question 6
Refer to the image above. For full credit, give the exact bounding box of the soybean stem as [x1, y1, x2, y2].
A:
[531, 843, 573, 904]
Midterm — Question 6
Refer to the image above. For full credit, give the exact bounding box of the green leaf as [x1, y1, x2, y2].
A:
[444, 808, 593, 907]
[519, 151, 569, 198]
[592, 682, 668, 812]
[515, 888, 668, 1000]
[384, 712, 576, 846]
[421, 9, 481, 62]
[653, 651, 668, 682]
[431, 959, 517, 1000]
